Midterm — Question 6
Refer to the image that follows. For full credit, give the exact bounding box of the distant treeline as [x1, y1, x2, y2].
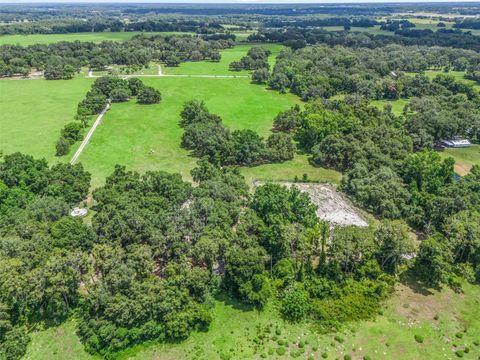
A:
[248, 27, 480, 52]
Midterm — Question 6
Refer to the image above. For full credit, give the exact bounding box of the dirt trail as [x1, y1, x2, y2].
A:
[70, 102, 110, 165]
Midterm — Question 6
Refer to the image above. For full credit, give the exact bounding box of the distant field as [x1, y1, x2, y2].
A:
[0, 31, 193, 46]
[24, 281, 480, 360]
[74, 76, 301, 188]
[440, 144, 480, 176]
[0, 78, 93, 162]
[323, 25, 394, 36]
[162, 43, 284, 76]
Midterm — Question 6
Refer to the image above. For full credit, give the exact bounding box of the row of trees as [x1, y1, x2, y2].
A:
[0, 34, 231, 79]
[179, 100, 295, 166]
[56, 76, 161, 156]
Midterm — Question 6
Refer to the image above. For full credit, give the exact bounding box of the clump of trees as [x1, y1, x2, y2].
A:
[229, 46, 271, 71]
[179, 100, 295, 166]
[56, 76, 161, 156]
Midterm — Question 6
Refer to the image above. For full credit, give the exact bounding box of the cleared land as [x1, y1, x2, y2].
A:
[0, 78, 93, 162]
[0, 31, 192, 46]
[24, 281, 480, 360]
[74, 76, 301, 188]
[440, 145, 480, 176]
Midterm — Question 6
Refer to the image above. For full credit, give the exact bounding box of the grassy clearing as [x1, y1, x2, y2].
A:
[24, 281, 480, 360]
[0, 78, 93, 162]
[241, 154, 342, 185]
[162, 43, 284, 76]
[75, 77, 300, 188]
[370, 98, 410, 116]
[0, 31, 193, 46]
[440, 145, 480, 175]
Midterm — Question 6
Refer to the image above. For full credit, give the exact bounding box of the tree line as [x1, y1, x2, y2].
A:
[0, 34, 232, 79]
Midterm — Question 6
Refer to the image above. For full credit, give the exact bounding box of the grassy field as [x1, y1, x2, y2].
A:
[242, 154, 341, 185]
[0, 31, 193, 46]
[370, 98, 410, 116]
[73, 76, 301, 188]
[440, 145, 480, 176]
[162, 44, 284, 76]
[0, 78, 93, 162]
[24, 281, 480, 360]
[323, 25, 393, 36]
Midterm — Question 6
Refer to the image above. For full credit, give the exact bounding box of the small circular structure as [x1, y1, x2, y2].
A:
[70, 207, 88, 217]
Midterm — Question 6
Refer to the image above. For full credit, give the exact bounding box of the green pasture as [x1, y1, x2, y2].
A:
[370, 98, 410, 116]
[24, 281, 480, 360]
[74, 77, 300, 188]
[0, 78, 93, 162]
[162, 43, 284, 76]
[440, 144, 480, 176]
[0, 31, 193, 46]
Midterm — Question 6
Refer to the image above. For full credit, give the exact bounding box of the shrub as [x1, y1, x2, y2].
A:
[137, 86, 161, 104]
[455, 332, 464, 339]
[276, 347, 286, 355]
[473, 340, 480, 346]
[55, 137, 71, 156]
[281, 287, 310, 322]
[322, 353, 328, 358]
[363, 356, 372, 360]
[110, 87, 131, 102]
[414, 334, 424, 343]
[334, 335, 345, 343]
[298, 341, 305, 348]
[455, 350, 464, 358]
[344, 355, 352, 360]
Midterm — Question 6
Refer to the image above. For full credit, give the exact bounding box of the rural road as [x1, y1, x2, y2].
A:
[85, 64, 250, 79]
[70, 102, 110, 165]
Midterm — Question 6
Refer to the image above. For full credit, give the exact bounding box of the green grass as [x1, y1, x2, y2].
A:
[370, 98, 410, 116]
[24, 281, 480, 360]
[241, 154, 342, 185]
[0, 78, 93, 162]
[74, 77, 300, 188]
[0, 31, 194, 46]
[162, 43, 284, 76]
[440, 144, 480, 176]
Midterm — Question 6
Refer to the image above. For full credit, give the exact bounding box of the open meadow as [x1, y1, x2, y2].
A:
[73, 76, 301, 188]
[23, 280, 480, 360]
[0, 78, 93, 162]
[0, 31, 192, 46]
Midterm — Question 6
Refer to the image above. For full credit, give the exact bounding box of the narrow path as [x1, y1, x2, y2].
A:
[70, 102, 110, 165]
[85, 64, 250, 79]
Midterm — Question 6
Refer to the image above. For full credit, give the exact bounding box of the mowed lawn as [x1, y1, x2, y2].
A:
[0, 78, 93, 162]
[162, 43, 285, 76]
[0, 31, 193, 46]
[76, 77, 301, 188]
[24, 281, 480, 360]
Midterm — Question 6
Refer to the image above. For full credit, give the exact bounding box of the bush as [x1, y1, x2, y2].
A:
[110, 87, 131, 103]
[322, 353, 328, 358]
[55, 136, 71, 156]
[137, 86, 161, 104]
[363, 356, 372, 360]
[344, 355, 352, 360]
[281, 287, 310, 322]
[455, 350, 464, 358]
[455, 332, 464, 339]
[276, 347, 286, 355]
[298, 341, 305, 348]
[414, 334, 424, 343]
[61, 122, 83, 141]
[334, 335, 345, 343]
